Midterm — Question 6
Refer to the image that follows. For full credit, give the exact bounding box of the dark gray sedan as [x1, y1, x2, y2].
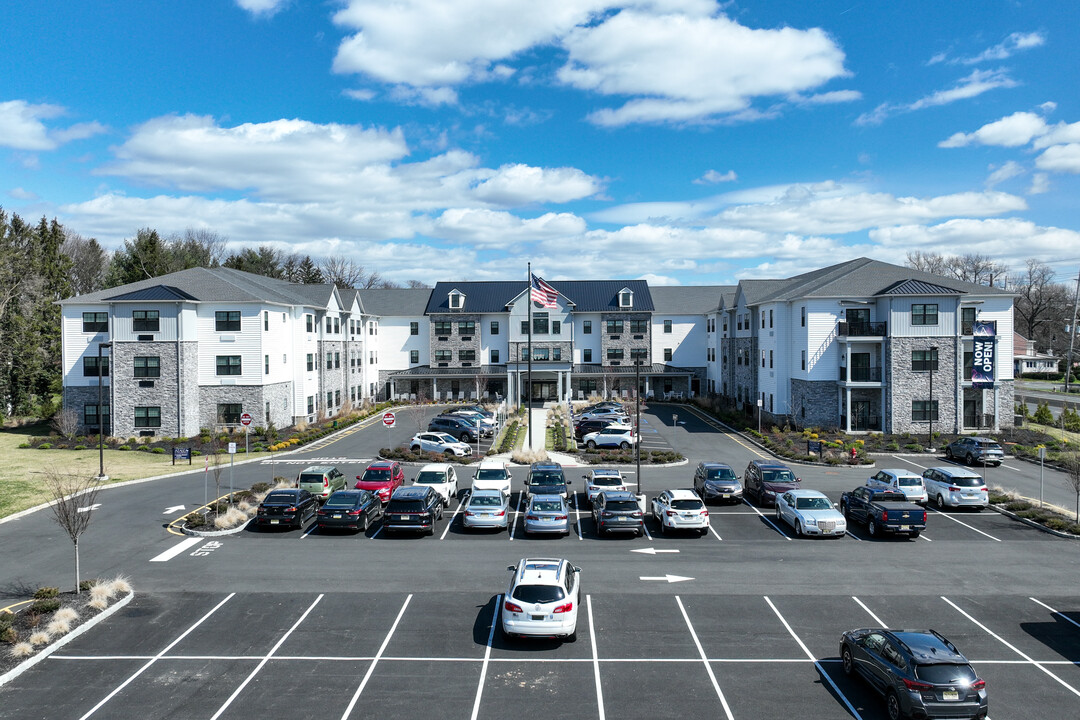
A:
[316, 490, 382, 532]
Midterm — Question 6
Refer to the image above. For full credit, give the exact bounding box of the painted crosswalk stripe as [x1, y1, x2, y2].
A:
[149, 537, 201, 562]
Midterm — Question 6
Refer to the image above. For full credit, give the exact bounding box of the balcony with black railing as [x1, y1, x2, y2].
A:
[839, 366, 883, 382]
[838, 321, 887, 337]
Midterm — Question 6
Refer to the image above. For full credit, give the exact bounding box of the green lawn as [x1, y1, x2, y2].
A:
[0, 423, 276, 519]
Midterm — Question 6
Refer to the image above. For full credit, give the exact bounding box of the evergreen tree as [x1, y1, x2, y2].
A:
[223, 245, 284, 278]
[1033, 402, 1055, 426]
[105, 228, 170, 287]
[295, 255, 324, 284]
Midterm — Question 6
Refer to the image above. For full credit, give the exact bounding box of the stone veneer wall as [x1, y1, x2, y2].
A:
[199, 385, 267, 430]
[887, 336, 959, 434]
[262, 382, 293, 429]
[179, 342, 200, 436]
[600, 313, 650, 367]
[790, 379, 838, 428]
[732, 337, 757, 403]
[319, 339, 347, 417]
[111, 341, 180, 437]
[429, 313, 482, 368]
[66, 385, 107, 435]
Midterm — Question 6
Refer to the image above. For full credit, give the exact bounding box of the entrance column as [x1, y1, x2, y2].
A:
[391, 378, 396, 400]
[431, 377, 436, 402]
[845, 387, 852, 432]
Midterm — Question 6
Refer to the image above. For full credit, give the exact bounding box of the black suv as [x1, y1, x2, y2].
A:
[383, 486, 443, 535]
[840, 628, 988, 720]
[743, 460, 800, 507]
[592, 491, 644, 537]
[693, 462, 742, 504]
[428, 415, 481, 441]
[526, 462, 570, 500]
[574, 418, 617, 441]
[256, 488, 318, 529]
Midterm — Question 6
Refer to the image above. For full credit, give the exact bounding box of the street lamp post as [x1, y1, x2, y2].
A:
[97, 341, 112, 480]
[928, 346, 937, 452]
[635, 360, 641, 502]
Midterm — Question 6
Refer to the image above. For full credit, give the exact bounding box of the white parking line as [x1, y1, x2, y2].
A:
[764, 596, 864, 720]
[942, 595, 1080, 700]
[78, 593, 236, 720]
[300, 522, 317, 539]
[440, 498, 465, 540]
[508, 494, 524, 541]
[470, 595, 500, 720]
[149, 537, 201, 562]
[370, 523, 384, 539]
[340, 594, 413, 720]
[211, 594, 324, 720]
[845, 531, 863, 541]
[1030, 597, 1080, 631]
[587, 596, 606, 720]
[851, 596, 886, 627]
[708, 521, 723, 541]
[676, 596, 735, 720]
[927, 507, 1002, 542]
[574, 495, 584, 540]
[742, 500, 791, 540]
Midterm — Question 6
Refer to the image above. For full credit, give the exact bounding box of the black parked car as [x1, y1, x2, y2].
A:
[574, 418, 617, 441]
[840, 628, 988, 720]
[316, 490, 383, 532]
[382, 486, 443, 536]
[256, 489, 318, 529]
[592, 490, 644, 537]
[428, 415, 483, 441]
[743, 460, 800, 507]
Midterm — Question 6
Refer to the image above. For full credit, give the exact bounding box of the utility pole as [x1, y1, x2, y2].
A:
[1064, 271, 1080, 395]
[635, 360, 641, 502]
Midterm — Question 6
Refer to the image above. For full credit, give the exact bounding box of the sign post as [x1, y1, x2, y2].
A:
[241, 413, 253, 459]
[172, 447, 191, 466]
[756, 397, 763, 434]
[382, 411, 396, 452]
[1039, 446, 1046, 507]
[228, 441, 237, 502]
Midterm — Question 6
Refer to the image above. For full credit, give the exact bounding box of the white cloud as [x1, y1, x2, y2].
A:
[869, 218, 1080, 263]
[694, 169, 737, 185]
[470, 164, 601, 205]
[985, 161, 1025, 188]
[939, 111, 1048, 148]
[432, 208, 586, 244]
[8, 187, 38, 201]
[856, 69, 1017, 126]
[1036, 143, 1080, 173]
[1028, 173, 1050, 195]
[790, 89, 862, 105]
[342, 88, 377, 101]
[958, 31, 1045, 65]
[1032, 120, 1080, 149]
[235, 0, 288, 17]
[560, 11, 850, 125]
[0, 100, 104, 150]
[387, 85, 459, 107]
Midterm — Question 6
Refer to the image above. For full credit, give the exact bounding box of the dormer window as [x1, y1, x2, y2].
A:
[618, 288, 633, 308]
[448, 290, 465, 309]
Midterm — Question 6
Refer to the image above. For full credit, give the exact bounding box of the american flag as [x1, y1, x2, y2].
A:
[530, 273, 558, 308]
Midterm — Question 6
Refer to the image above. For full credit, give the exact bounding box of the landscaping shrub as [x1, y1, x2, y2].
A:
[1005, 500, 1032, 512]
[78, 579, 98, 593]
[903, 443, 924, 452]
[151, 447, 166, 454]
[37, 443, 52, 450]
[1033, 402, 1055, 425]
[118, 445, 132, 451]
[185, 513, 206, 528]
[31, 598, 61, 614]
[33, 587, 59, 600]
[250, 482, 270, 494]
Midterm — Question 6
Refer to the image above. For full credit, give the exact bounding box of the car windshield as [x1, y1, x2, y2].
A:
[762, 469, 796, 484]
[469, 496, 502, 507]
[530, 471, 565, 484]
[513, 585, 565, 603]
[324, 495, 359, 508]
[475, 469, 508, 480]
[915, 664, 977, 685]
[707, 468, 736, 480]
[532, 501, 563, 512]
[975, 441, 1001, 450]
[436, 434, 458, 443]
[952, 476, 985, 488]
[670, 499, 703, 510]
[592, 476, 623, 486]
[795, 497, 831, 510]
[299, 473, 325, 484]
[605, 500, 639, 511]
[415, 471, 446, 484]
[898, 476, 922, 486]
[264, 492, 296, 503]
[363, 469, 390, 481]
[386, 500, 423, 513]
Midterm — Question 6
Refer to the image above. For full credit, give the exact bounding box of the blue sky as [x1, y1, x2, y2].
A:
[3, 0, 1079, 285]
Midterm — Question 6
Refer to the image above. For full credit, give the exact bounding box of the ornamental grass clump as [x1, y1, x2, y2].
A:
[9, 642, 33, 659]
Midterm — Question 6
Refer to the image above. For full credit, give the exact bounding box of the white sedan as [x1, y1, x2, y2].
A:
[471, 460, 512, 496]
[651, 489, 710, 535]
[410, 432, 472, 457]
[775, 489, 847, 538]
[413, 463, 459, 506]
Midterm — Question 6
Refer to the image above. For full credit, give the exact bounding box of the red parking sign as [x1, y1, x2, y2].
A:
[240, 413, 253, 426]
[382, 411, 396, 427]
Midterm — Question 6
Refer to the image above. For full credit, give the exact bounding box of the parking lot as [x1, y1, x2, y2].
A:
[7, 588, 1079, 720]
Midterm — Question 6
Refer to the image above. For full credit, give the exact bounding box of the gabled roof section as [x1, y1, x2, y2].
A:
[425, 280, 654, 314]
[649, 286, 730, 314]
[105, 285, 198, 302]
[357, 288, 433, 316]
[876, 278, 962, 296]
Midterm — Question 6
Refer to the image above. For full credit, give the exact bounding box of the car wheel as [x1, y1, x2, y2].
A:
[937, 494, 946, 509]
[620, 441, 630, 449]
[411, 445, 421, 453]
[885, 690, 905, 720]
[566, 628, 577, 643]
[445, 449, 455, 458]
[586, 440, 597, 449]
[794, 520, 803, 537]
[841, 645, 854, 675]
[945, 447, 954, 459]
[699, 527, 708, 537]
[966, 453, 975, 465]
[868, 518, 878, 536]
[774, 505, 782, 520]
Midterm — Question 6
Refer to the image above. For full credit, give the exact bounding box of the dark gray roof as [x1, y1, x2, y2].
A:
[105, 285, 197, 302]
[358, 288, 434, 317]
[877, 279, 962, 296]
[571, 363, 700, 375]
[425, 280, 654, 314]
[649, 286, 730, 314]
[388, 365, 508, 377]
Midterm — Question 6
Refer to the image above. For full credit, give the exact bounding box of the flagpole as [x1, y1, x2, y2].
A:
[527, 262, 533, 449]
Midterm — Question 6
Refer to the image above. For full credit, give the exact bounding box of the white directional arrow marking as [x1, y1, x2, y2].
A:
[631, 548, 680, 555]
[640, 574, 694, 583]
[163, 505, 187, 514]
[77, 503, 102, 513]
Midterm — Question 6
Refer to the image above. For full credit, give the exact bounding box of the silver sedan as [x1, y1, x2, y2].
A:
[524, 494, 570, 536]
[775, 489, 847, 538]
[462, 489, 510, 531]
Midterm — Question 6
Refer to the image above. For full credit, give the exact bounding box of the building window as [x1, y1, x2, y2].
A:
[723, 319, 728, 333]
[490, 321, 499, 335]
[580, 379, 598, 394]
[520, 320, 529, 335]
[961, 307, 977, 335]
[335, 352, 341, 369]
[82, 356, 109, 377]
[911, 400, 939, 422]
[605, 319, 623, 334]
[520, 346, 529, 361]
[434, 350, 451, 363]
[551, 320, 561, 335]
[410, 321, 419, 336]
[801, 350, 806, 370]
[491, 349, 499, 363]
[83, 403, 109, 428]
[335, 390, 341, 406]
[769, 309, 774, 328]
[552, 347, 561, 361]
[449, 292, 463, 309]
[132, 310, 160, 332]
[306, 315, 313, 332]
[283, 353, 287, 365]
[583, 349, 592, 363]
[213, 404, 240, 425]
[630, 319, 648, 334]
[911, 349, 939, 372]
[761, 350, 766, 367]
[769, 350, 773, 368]
[533, 314, 549, 334]
[911, 304, 938, 326]
[133, 356, 160, 378]
[307, 396, 314, 415]
[761, 313, 765, 329]
[629, 348, 647, 360]
[410, 350, 419, 364]
[331, 318, 338, 334]
[736, 316, 742, 331]
[265, 355, 270, 374]
[368, 351, 375, 365]
[800, 307, 805, 327]
[264, 311, 269, 331]
[457, 321, 475, 335]
[306, 354, 314, 372]
[619, 290, 632, 308]
[459, 349, 476, 362]
[533, 347, 550, 361]
[664, 320, 672, 333]
[135, 406, 162, 428]
[664, 348, 672, 361]
[607, 348, 624, 360]
[327, 392, 333, 408]
[82, 312, 108, 333]
[216, 311, 241, 332]
[434, 321, 452, 335]
[368, 321, 376, 335]
[325, 317, 332, 333]
[216, 356, 242, 376]
[583, 320, 592, 334]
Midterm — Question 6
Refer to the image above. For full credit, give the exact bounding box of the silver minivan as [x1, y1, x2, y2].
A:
[867, 469, 928, 506]
[922, 467, 988, 510]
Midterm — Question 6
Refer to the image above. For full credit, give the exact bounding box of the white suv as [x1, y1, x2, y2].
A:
[471, 460, 512, 496]
[412, 463, 458, 507]
[581, 424, 637, 450]
[922, 467, 988, 510]
[501, 557, 581, 642]
[651, 489, 710, 535]
[866, 469, 928, 506]
[583, 468, 627, 506]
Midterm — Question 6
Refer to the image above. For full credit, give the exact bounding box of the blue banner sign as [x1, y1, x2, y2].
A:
[971, 321, 996, 388]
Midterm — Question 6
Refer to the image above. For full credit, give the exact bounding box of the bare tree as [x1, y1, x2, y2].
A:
[406, 279, 430, 288]
[907, 251, 1009, 287]
[1011, 259, 1070, 344]
[321, 257, 377, 289]
[62, 233, 110, 295]
[53, 407, 80, 439]
[1065, 456, 1080, 523]
[906, 251, 949, 276]
[167, 228, 228, 269]
[44, 471, 102, 593]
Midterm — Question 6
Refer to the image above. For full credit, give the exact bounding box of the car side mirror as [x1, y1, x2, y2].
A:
[573, 566, 582, 573]
[567, 480, 572, 485]
[507, 565, 515, 572]
[796, 478, 802, 483]
[582, 474, 589, 479]
[833, 502, 839, 508]
[356, 475, 363, 479]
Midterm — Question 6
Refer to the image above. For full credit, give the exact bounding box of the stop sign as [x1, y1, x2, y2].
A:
[240, 412, 253, 426]
[382, 411, 396, 427]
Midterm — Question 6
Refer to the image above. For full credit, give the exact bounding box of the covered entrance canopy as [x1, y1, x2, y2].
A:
[386, 365, 508, 402]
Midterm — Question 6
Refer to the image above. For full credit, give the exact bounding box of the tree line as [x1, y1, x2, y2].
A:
[0, 209, 427, 419]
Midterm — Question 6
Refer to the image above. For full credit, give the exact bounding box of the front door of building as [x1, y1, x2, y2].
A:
[963, 390, 984, 428]
[852, 401, 871, 431]
[526, 381, 557, 402]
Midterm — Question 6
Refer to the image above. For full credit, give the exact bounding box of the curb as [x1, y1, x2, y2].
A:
[0, 591, 134, 688]
[986, 504, 1080, 539]
[179, 518, 253, 537]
